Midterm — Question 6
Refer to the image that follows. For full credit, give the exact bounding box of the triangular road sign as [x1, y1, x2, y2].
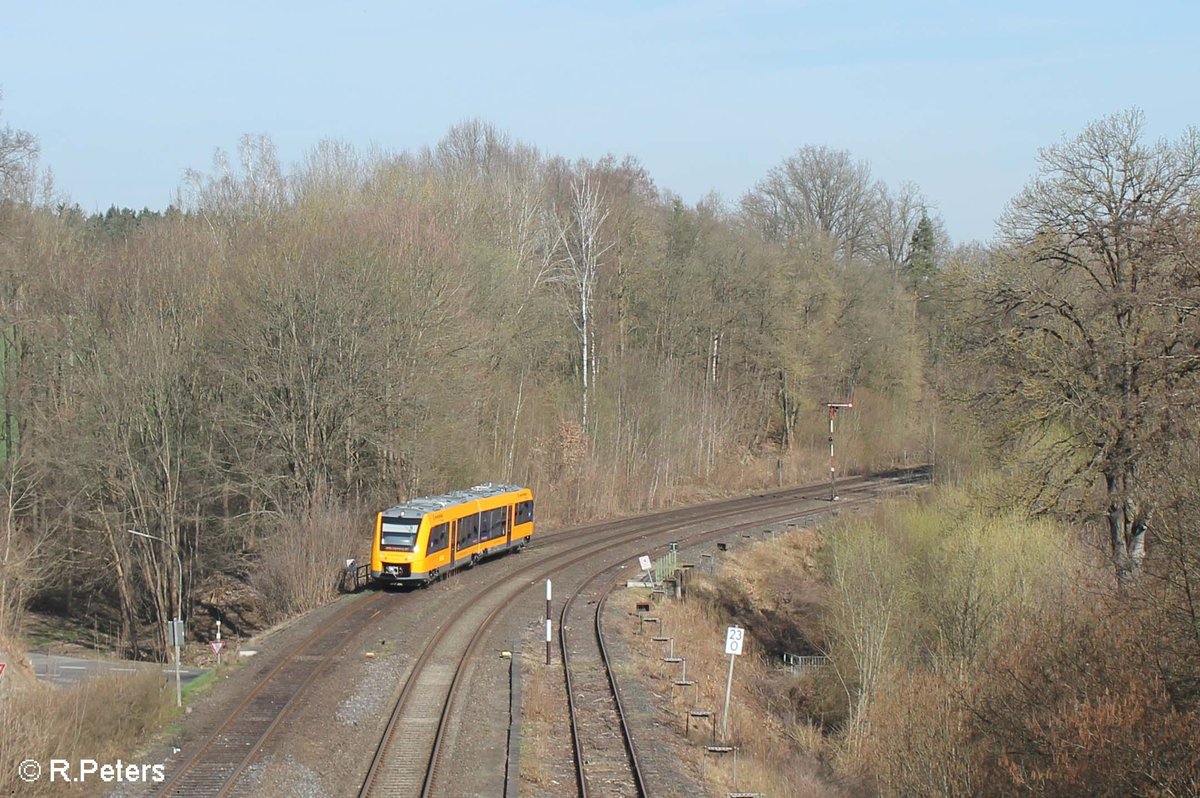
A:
[210, 641, 224, 655]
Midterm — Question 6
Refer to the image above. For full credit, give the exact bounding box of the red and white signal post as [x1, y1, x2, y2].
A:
[545, 579, 553, 665]
[827, 402, 854, 501]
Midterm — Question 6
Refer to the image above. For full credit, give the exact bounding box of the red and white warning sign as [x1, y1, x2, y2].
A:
[0, 662, 6, 678]
[210, 641, 224, 656]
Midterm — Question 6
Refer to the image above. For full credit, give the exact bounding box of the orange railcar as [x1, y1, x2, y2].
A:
[370, 483, 534, 585]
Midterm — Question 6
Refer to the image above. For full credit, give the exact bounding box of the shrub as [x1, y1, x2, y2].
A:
[967, 593, 1200, 797]
[0, 670, 170, 797]
[253, 505, 364, 622]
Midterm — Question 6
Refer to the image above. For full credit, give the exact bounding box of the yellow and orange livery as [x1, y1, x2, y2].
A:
[371, 483, 534, 585]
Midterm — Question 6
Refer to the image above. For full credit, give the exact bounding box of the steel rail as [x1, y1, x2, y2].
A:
[559, 509, 841, 798]
[359, 477, 861, 797]
[150, 591, 390, 797]
[561, 566, 648, 797]
[434, 467, 929, 797]
[556, 470, 929, 798]
[157, 469, 865, 797]
[153, 466, 927, 798]
[359, 504, 749, 797]
[596, 589, 643, 794]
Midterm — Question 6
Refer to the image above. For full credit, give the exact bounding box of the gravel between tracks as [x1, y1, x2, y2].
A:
[602, 589, 718, 798]
[111, 476, 919, 798]
[106, 593, 380, 798]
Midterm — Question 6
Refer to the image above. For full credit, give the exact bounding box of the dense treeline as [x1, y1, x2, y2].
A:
[812, 111, 1200, 796]
[0, 119, 932, 653]
[4, 97, 1199, 794]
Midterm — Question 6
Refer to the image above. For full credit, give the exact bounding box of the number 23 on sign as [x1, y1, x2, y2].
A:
[725, 626, 745, 656]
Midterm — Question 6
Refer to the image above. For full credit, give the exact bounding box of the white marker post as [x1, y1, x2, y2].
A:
[169, 619, 184, 708]
[721, 626, 745, 741]
[215, 619, 222, 666]
[545, 579, 553, 665]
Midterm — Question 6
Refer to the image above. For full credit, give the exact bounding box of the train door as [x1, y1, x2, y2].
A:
[450, 519, 458, 563]
[506, 504, 514, 545]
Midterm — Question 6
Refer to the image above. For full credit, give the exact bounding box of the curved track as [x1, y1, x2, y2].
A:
[553, 476, 919, 798]
[354, 496, 760, 797]
[561, 567, 647, 798]
[360, 466, 927, 798]
[149, 467, 927, 797]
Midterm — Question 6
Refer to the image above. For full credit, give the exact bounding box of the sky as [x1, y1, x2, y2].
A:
[2, 1, 1197, 244]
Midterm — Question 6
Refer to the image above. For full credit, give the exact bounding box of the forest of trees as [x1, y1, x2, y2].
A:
[816, 110, 1200, 796]
[3, 103, 1198, 794]
[0, 116, 935, 655]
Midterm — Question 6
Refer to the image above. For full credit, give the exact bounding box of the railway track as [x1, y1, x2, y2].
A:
[553, 478, 918, 798]
[355, 496, 774, 797]
[361, 466, 927, 798]
[149, 591, 393, 797]
[561, 567, 646, 798]
[146, 467, 927, 797]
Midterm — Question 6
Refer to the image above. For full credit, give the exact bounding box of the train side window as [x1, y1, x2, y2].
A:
[516, 500, 534, 524]
[492, 507, 508, 538]
[427, 522, 449, 554]
[457, 516, 478, 550]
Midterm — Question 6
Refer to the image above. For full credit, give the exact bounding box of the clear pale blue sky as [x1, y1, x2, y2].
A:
[2, 1, 1197, 243]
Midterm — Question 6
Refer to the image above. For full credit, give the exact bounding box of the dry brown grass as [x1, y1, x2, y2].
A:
[613, 579, 842, 798]
[518, 644, 574, 796]
[531, 426, 914, 529]
[253, 505, 365, 623]
[0, 669, 171, 797]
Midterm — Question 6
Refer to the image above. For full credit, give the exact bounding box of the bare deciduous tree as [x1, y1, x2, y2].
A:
[961, 109, 1200, 587]
[742, 145, 882, 261]
[0, 119, 932, 660]
[182, 133, 287, 228]
[0, 95, 39, 202]
[876, 181, 927, 272]
[823, 522, 908, 750]
[0, 453, 51, 639]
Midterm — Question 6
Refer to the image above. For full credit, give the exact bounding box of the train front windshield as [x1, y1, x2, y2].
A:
[380, 517, 420, 551]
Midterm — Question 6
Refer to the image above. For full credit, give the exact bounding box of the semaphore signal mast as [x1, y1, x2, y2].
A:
[826, 402, 854, 501]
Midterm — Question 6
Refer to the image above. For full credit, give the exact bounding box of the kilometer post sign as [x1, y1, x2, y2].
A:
[724, 625, 745, 656]
[721, 625, 745, 741]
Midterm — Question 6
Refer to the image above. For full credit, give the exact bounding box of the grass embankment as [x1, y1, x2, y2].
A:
[0, 626, 242, 798]
[620, 479, 1200, 797]
[0, 668, 173, 797]
[614, 529, 837, 797]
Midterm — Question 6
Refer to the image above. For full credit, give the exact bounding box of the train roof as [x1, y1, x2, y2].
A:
[381, 483, 528, 519]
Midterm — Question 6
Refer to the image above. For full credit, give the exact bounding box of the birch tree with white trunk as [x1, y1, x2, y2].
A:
[547, 176, 613, 431]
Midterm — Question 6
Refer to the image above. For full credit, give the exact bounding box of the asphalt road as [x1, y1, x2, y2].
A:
[27, 652, 208, 688]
